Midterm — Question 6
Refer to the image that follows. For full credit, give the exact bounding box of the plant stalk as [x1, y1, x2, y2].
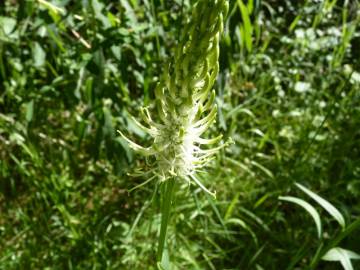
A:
[157, 177, 176, 263]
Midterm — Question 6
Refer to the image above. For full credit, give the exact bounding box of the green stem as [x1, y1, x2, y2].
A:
[157, 177, 176, 263]
[309, 217, 360, 269]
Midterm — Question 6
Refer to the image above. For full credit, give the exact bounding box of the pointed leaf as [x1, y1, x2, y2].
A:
[279, 196, 322, 238]
[322, 247, 360, 270]
[237, 0, 253, 52]
[295, 183, 345, 229]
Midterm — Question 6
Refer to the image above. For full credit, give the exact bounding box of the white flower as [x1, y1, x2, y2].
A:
[118, 0, 230, 197]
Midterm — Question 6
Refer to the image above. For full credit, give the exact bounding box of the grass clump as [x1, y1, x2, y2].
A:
[0, 0, 359, 269]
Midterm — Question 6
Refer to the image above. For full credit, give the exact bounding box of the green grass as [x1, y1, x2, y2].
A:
[1, 0, 360, 269]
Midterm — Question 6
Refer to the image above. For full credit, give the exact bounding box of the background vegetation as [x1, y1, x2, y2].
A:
[1, 0, 359, 269]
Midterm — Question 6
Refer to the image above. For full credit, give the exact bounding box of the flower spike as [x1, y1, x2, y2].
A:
[118, 0, 229, 191]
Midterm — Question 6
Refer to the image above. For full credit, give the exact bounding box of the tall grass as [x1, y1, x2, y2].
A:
[0, 0, 359, 269]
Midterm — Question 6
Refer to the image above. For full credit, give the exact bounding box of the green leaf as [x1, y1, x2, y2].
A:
[289, 15, 301, 32]
[0, 16, 18, 39]
[91, 0, 111, 28]
[247, 0, 254, 14]
[25, 100, 34, 123]
[250, 160, 274, 179]
[46, 26, 65, 52]
[237, 0, 253, 52]
[295, 183, 346, 229]
[226, 218, 258, 246]
[33, 42, 46, 67]
[102, 106, 114, 138]
[310, 218, 360, 269]
[224, 192, 240, 221]
[160, 247, 170, 270]
[279, 196, 322, 238]
[322, 247, 360, 270]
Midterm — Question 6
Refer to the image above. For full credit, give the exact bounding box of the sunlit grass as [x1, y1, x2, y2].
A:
[0, 0, 359, 269]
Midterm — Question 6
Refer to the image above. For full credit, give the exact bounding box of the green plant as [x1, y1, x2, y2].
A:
[1, 0, 359, 269]
[280, 183, 360, 270]
[119, 0, 229, 265]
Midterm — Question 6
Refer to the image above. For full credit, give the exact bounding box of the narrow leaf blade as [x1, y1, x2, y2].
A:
[322, 247, 360, 270]
[295, 183, 345, 229]
[279, 196, 322, 238]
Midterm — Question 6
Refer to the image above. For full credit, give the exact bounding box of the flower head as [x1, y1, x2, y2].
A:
[119, 0, 230, 196]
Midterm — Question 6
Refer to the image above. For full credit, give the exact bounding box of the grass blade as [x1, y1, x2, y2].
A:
[295, 183, 345, 229]
[237, 0, 253, 52]
[310, 217, 360, 269]
[322, 247, 360, 270]
[279, 196, 322, 239]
